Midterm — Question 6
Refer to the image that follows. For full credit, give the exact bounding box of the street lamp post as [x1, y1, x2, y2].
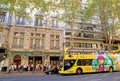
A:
[32, 44, 36, 74]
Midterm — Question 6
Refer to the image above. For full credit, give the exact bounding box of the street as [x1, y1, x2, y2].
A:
[0, 72, 120, 81]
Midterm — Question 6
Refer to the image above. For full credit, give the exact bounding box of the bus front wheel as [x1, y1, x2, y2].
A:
[109, 67, 113, 72]
[76, 68, 82, 75]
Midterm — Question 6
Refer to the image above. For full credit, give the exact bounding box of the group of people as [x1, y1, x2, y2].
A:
[8, 63, 44, 73]
[8, 63, 58, 74]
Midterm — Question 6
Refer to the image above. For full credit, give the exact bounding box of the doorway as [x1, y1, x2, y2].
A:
[14, 55, 21, 68]
[50, 56, 59, 65]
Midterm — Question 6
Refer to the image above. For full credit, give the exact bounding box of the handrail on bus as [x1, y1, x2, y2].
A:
[64, 47, 110, 55]
[111, 50, 120, 53]
[64, 47, 71, 54]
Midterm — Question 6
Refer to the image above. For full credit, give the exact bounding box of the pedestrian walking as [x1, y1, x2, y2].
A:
[19, 65, 23, 73]
[9, 64, 14, 74]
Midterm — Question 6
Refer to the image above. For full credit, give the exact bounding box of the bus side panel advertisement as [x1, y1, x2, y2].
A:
[92, 54, 120, 72]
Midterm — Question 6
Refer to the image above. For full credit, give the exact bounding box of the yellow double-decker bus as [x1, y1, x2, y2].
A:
[59, 48, 120, 74]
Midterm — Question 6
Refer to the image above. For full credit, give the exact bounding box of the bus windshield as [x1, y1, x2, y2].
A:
[64, 60, 76, 70]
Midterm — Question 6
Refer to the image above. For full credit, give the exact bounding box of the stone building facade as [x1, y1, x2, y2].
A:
[64, 23, 104, 53]
[3, 26, 63, 68]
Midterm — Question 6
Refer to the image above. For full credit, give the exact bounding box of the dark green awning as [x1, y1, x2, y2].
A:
[11, 51, 33, 54]
[44, 52, 61, 54]
[11, 51, 42, 55]
[5, 51, 61, 55]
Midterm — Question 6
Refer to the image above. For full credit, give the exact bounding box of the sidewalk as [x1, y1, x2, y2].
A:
[0, 71, 46, 76]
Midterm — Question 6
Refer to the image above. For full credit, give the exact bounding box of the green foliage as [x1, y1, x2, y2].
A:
[57, 0, 82, 48]
[0, 0, 30, 18]
[84, 0, 120, 26]
[84, 0, 120, 50]
[31, 0, 48, 12]
[58, 0, 82, 23]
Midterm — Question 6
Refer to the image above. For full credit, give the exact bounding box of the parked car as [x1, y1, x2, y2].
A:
[45, 66, 58, 75]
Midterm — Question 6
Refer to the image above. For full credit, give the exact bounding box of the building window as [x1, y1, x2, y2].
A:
[65, 32, 71, 36]
[31, 33, 34, 37]
[50, 35, 55, 49]
[56, 35, 59, 39]
[14, 32, 19, 36]
[42, 34, 45, 38]
[50, 35, 60, 49]
[35, 39, 40, 48]
[92, 44, 98, 48]
[13, 38, 18, 48]
[74, 43, 92, 48]
[66, 42, 70, 47]
[19, 33, 24, 48]
[51, 35, 54, 39]
[16, 16, 25, 25]
[74, 43, 80, 48]
[13, 32, 25, 48]
[56, 40, 59, 49]
[19, 38, 24, 48]
[74, 32, 81, 37]
[83, 33, 94, 38]
[50, 40, 54, 49]
[30, 38, 34, 48]
[86, 26, 93, 30]
[0, 12, 6, 22]
[7, 14, 12, 26]
[56, 35, 60, 49]
[52, 19, 58, 28]
[41, 39, 44, 48]
[36, 34, 40, 38]
[35, 18, 43, 26]
[86, 44, 92, 48]
[81, 43, 86, 48]
[30, 33, 45, 49]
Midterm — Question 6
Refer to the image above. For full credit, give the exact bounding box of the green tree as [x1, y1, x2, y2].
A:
[58, 0, 82, 48]
[0, 0, 30, 70]
[28, 0, 60, 27]
[84, 0, 120, 51]
[0, 0, 30, 26]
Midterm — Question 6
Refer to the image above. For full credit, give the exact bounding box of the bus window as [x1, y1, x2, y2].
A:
[77, 60, 86, 66]
[77, 59, 92, 66]
[81, 60, 86, 65]
[77, 60, 81, 66]
[86, 60, 92, 65]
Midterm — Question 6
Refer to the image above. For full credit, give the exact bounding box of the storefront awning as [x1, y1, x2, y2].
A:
[5, 51, 61, 56]
[44, 52, 61, 54]
[10, 51, 42, 55]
